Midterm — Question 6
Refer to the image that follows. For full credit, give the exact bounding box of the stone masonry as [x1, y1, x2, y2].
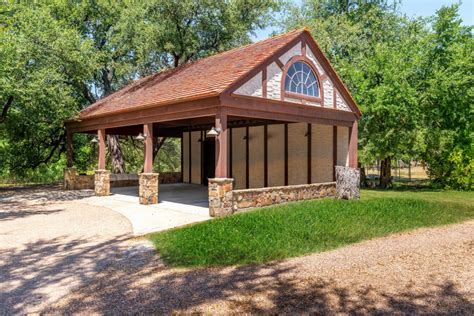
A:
[139, 173, 159, 205]
[64, 167, 77, 190]
[64, 167, 94, 190]
[335, 166, 360, 199]
[94, 170, 110, 196]
[232, 182, 336, 212]
[208, 178, 234, 217]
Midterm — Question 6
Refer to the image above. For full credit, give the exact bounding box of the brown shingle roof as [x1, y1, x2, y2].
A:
[79, 28, 305, 119]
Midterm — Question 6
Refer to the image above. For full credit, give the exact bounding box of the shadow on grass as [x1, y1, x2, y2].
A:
[40, 256, 473, 314]
[364, 179, 444, 192]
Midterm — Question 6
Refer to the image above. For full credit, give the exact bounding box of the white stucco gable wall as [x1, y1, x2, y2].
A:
[267, 62, 282, 100]
[234, 71, 263, 97]
[232, 39, 353, 113]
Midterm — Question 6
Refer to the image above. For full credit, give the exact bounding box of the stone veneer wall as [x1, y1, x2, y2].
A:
[232, 182, 336, 212]
[335, 166, 360, 199]
[208, 178, 234, 217]
[139, 173, 159, 205]
[64, 168, 94, 190]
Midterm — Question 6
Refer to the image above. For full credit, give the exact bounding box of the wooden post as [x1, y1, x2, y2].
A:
[215, 111, 228, 178]
[143, 123, 153, 173]
[66, 129, 73, 168]
[98, 129, 106, 170]
[348, 120, 358, 168]
[333, 126, 337, 181]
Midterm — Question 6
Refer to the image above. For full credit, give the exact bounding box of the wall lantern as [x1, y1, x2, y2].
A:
[90, 136, 99, 144]
[136, 133, 147, 141]
[206, 127, 221, 137]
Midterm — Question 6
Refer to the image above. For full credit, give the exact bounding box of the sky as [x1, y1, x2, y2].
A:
[253, 0, 474, 40]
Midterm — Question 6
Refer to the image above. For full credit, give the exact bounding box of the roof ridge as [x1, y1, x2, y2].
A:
[77, 28, 308, 118]
[199, 27, 306, 62]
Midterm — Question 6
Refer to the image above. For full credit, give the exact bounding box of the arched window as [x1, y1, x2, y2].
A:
[284, 61, 319, 97]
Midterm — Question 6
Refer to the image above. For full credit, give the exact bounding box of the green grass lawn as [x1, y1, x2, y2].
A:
[147, 188, 474, 267]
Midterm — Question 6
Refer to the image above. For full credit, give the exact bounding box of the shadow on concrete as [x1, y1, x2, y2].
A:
[111, 183, 209, 209]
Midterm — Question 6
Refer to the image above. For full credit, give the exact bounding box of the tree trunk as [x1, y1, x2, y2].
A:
[107, 135, 125, 174]
[379, 157, 392, 188]
[152, 137, 167, 163]
[360, 166, 368, 187]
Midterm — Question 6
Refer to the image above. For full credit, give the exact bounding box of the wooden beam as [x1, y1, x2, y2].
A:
[229, 128, 233, 178]
[333, 126, 337, 181]
[66, 129, 73, 168]
[301, 39, 307, 57]
[200, 130, 204, 184]
[276, 59, 284, 69]
[307, 123, 312, 184]
[221, 94, 356, 125]
[180, 134, 184, 182]
[348, 120, 358, 168]
[98, 129, 106, 170]
[262, 68, 267, 98]
[143, 123, 153, 173]
[188, 131, 192, 183]
[245, 126, 249, 188]
[264, 124, 268, 187]
[284, 123, 288, 186]
[215, 111, 228, 178]
[66, 97, 219, 133]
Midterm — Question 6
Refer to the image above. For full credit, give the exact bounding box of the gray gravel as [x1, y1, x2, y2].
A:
[47, 221, 474, 314]
[0, 186, 153, 314]
[2, 186, 473, 314]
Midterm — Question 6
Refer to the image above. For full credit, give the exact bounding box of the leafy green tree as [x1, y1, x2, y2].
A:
[419, 4, 473, 189]
[281, 0, 424, 187]
[53, 0, 278, 173]
[1, 0, 278, 180]
[0, 3, 96, 177]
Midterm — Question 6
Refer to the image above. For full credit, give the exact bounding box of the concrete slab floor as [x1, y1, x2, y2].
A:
[81, 183, 211, 236]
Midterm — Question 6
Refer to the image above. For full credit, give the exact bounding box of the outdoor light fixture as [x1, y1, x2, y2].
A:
[206, 127, 221, 137]
[90, 137, 99, 144]
[135, 133, 147, 141]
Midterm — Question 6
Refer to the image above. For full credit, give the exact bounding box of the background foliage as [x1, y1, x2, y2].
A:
[0, 0, 472, 189]
[280, 0, 472, 189]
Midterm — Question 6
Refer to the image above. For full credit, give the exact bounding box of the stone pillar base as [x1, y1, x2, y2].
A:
[139, 173, 159, 205]
[95, 170, 110, 196]
[208, 178, 234, 217]
[64, 167, 77, 190]
[336, 166, 360, 199]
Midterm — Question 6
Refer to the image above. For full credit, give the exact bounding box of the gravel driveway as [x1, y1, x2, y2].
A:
[0, 186, 154, 314]
[2, 186, 473, 314]
[48, 222, 474, 313]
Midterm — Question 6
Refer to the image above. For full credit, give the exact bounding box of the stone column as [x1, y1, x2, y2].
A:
[95, 169, 110, 196]
[139, 173, 159, 205]
[335, 166, 360, 199]
[208, 178, 234, 217]
[64, 167, 77, 190]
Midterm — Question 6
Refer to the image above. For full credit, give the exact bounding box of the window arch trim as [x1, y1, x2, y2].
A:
[281, 56, 324, 104]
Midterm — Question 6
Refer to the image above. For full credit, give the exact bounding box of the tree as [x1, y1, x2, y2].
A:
[419, 4, 473, 190]
[0, 0, 278, 179]
[280, 0, 424, 187]
[51, 0, 278, 173]
[0, 3, 96, 176]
